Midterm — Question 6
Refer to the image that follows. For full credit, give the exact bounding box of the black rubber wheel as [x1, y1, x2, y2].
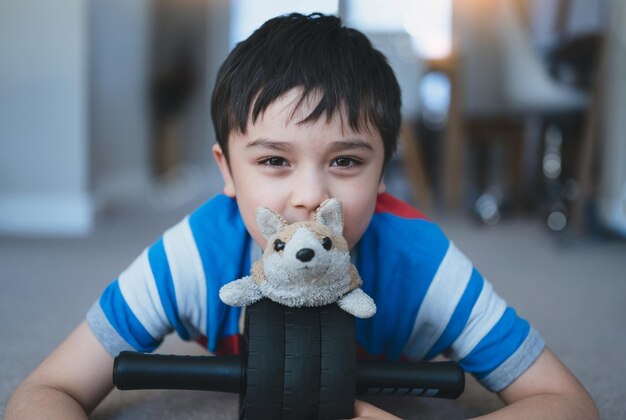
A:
[282, 306, 321, 419]
[241, 300, 357, 420]
[240, 299, 285, 420]
[318, 304, 356, 419]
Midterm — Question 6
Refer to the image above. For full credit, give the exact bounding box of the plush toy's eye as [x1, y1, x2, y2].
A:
[322, 237, 333, 250]
[274, 239, 285, 252]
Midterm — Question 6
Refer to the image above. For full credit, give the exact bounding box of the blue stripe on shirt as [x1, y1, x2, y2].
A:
[148, 238, 190, 340]
[188, 194, 249, 351]
[424, 268, 484, 360]
[461, 307, 531, 377]
[99, 280, 160, 352]
[356, 213, 450, 360]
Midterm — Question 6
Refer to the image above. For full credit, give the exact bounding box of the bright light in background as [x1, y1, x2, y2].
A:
[231, 1, 451, 59]
[345, 0, 452, 59]
[345, 0, 407, 31]
[420, 71, 451, 128]
[403, 1, 452, 59]
[230, 0, 338, 47]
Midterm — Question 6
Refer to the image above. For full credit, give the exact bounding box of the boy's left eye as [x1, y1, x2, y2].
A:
[331, 157, 361, 167]
[259, 156, 289, 167]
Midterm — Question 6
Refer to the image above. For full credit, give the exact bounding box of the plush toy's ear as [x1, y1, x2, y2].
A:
[255, 207, 287, 240]
[315, 198, 344, 235]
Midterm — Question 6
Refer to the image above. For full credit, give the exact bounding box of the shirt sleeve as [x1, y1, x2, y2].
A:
[402, 240, 545, 392]
[86, 194, 250, 356]
[87, 215, 206, 356]
[359, 194, 545, 393]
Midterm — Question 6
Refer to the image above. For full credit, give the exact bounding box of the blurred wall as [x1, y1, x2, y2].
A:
[0, 0, 232, 236]
[0, 0, 91, 235]
[89, 0, 151, 207]
[91, 0, 230, 207]
[149, 0, 229, 171]
[204, 0, 231, 162]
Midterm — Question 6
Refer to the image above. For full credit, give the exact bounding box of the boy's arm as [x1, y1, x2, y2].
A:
[473, 347, 599, 419]
[352, 348, 599, 420]
[5, 321, 114, 419]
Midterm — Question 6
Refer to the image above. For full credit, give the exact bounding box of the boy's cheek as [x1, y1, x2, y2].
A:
[242, 216, 267, 249]
[344, 219, 370, 250]
[340, 210, 368, 250]
[342, 194, 379, 250]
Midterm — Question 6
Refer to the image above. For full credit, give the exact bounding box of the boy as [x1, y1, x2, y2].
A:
[6, 13, 598, 419]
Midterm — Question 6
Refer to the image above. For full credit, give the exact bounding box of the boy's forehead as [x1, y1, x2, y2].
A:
[257, 88, 326, 122]
[244, 88, 376, 137]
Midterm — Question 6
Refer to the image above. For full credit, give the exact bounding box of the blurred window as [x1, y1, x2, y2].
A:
[344, 0, 452, 59]
[230, 0, 338, 47]
[419, 71, 451, 129]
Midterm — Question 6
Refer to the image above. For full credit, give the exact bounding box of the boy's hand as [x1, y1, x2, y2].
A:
[350, 400, 401, 420]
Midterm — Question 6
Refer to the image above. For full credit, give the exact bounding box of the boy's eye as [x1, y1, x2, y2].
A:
[274, 239, 285, 252]
[322, 237, 332, 250]
[260, 156, 288, 167]
[331, 157, 361, 167]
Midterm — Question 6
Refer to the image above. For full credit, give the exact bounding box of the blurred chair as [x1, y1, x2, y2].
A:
[446, 0, 591, 219]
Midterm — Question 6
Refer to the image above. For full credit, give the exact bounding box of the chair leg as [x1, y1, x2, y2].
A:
[466, 118, 526, 216]
[442, 66, 464, 211]
[570, 39, 606, 233]
[507, 121, 526, 210]
[400, 122, 433, 212]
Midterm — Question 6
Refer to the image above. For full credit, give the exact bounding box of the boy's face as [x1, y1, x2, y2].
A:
[213, 89, 386, 250]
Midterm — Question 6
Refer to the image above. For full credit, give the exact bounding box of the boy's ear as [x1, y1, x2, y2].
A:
[378, 179, 386, 194]
[212, 144, 236, 198]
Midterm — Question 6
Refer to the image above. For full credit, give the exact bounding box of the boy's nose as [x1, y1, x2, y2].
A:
[289, 170, 330, 216]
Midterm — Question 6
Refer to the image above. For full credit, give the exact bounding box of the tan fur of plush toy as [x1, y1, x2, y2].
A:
[219, 198, 376, 319]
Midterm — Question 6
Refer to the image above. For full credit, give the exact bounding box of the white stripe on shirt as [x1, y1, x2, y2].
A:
[163, 215, 207, 337]
[448, 279, 507, 361]
[403, 242, 473, 359]
[118, 249, 170, 339]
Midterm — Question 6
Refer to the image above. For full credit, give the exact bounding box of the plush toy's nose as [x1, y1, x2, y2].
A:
[296, 248, 315, 262]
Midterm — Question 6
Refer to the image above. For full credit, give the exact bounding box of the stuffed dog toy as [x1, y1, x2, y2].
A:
[219, 199, 376, 319]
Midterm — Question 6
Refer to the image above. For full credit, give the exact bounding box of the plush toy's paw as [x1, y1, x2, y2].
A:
[219, 277, 263, 307]
[338, 288, 377, 319]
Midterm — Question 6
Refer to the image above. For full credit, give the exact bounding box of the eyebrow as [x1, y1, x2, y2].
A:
[244, 138, 375, 154]
[328, 139, 375, 154]
[245, 138, 294, 152]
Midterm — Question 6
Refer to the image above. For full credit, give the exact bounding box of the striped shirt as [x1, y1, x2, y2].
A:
[87, 193, 544, 392]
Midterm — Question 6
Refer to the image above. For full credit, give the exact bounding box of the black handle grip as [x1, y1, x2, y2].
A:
[356, 360, 464, 399]
[113, 352, 242, 393]
[114, 352, 464, 399]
